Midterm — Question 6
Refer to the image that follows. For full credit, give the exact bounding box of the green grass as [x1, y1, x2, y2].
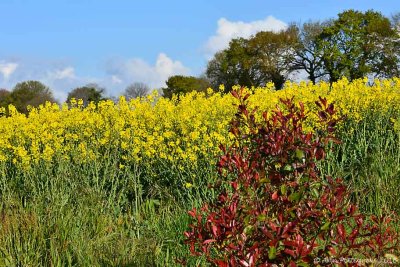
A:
[0, 151, 214, 266]
[0, 111, 399, 266]
[320, 110, 400, 216]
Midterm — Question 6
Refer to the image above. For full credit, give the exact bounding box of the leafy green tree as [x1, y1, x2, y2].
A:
[317, 10, 399, 83]
[206, 28, 298, 91]
[206, 38, 254, 92]
[67, 83, 106, 106]
[247, 27, 298, 89]
[0, 89, 11, 107]
[162, 75, 211, 99]
[10, 81, 57, 114]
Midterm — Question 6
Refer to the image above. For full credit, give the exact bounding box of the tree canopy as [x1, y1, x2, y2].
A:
[206, 27, 298, 91]
[6, 81, 57, 114]
[0, 89, 11, 108]
[317, 10, 399, 83]
[162, 75, 211, 98]
[67, 84, 106, 106]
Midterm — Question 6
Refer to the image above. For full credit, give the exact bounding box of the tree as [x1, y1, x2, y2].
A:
[247, 27, 298, 89]
[206, 50, 236, 93]
[206, 38, 255, 92]
[317, 10, 399, 83]
[67, 83, 106, 106]
[0, 89, 11, 108]
[206, 28, 298, 91]
[291, 21, 330, 84]
[123, 82, 149, 100]
[162, 75, 211, 99]
[10, 81, 57, 114]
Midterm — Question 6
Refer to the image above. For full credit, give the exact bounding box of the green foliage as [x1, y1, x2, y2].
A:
[0, 89, 11, 112]
[317, 10, 399, 83]
[162, 75, 211, 99]
[7, 81, 56, 114]
[247, 27, 298, 89]
[206, 28, 298, 91]
[206, 38, 252, 92]
[67, 84, 106, 106]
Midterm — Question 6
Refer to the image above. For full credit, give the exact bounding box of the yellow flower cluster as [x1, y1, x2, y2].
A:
[0, 78, 399, 170]
[0, 88, 236, 169]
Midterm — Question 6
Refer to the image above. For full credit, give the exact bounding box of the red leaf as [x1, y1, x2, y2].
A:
[215, 260, 229, 267]
[212, 224, 218, 237]
[231, 90, 239, 99]
[284, 248, 297, 257]
[315, 147, 325, 160]
[202, 239, 216, 245]
[318, 111, 327, 120]
[231, 181, 238, 190]
[239, 259, 250, 267]
[328, 246, 337, 256]
[337, 223, 346, 241]
[283, 240, 297, 247]
[188, 208, 197, 218]
[349, 228, 359, 242]
[319, 96, 327, 106]
[327, 103, 335, 115]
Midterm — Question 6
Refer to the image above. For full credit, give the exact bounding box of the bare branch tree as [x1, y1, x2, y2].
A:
[290, 21, 331, 84]
[124, 82, 149, 100]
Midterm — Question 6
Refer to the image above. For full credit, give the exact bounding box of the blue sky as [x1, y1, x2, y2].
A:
[0, 0, 398, 101]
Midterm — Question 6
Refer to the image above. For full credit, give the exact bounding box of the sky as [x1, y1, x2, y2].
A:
[0, 0, 398, 102]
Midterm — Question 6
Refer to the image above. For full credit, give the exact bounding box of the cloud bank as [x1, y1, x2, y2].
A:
[204, 16, 287, 56]
[105, 53, 190, 90]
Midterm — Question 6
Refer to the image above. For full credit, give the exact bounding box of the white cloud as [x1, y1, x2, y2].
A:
[205, 16, 287, 56]
[0, 62, 18, 80]
[111, 75, 122, 84]
[51, 67, 76, 80]
[106, 53, 190, 89]
[0, 58, 97, 102]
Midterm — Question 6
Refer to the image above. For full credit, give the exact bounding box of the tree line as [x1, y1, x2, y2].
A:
[154, 9, 400, 95]
[0, 76, 212, 114]
[0, 9, 399, 114]
[207, 9, 400, 91]
[0, 81, 154, 114]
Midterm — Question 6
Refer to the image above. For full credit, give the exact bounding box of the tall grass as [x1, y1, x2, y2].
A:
[320, 109, 400, 216]
[0, 146, 214, 266]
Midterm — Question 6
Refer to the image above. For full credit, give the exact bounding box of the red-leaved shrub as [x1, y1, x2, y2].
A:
[184, 88, 399, 266]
